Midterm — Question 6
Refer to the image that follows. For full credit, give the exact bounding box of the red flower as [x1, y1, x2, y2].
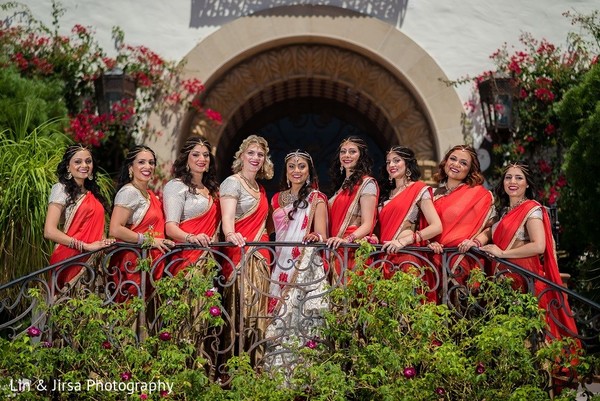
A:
[556, 175, 567, 188]
[305, 339, 317, 349]
[205, 108, 222, 123]
[475, 362, 486, 374]
[209, 306, 221, 317]
[431, 339, 443, 348]
[435, 387, 446, 395]
[538, 160, 552, 175]
[544, 124, 556, 136]
[102, 341, 112, 349]
[403, 366, 417, 379]
[159, 331, 171, 341]
[268, 297, 278, 313]
[160, 390, 169, 397]
[27, 326, 41, 337]
[278, 272, 289, 290]
[534, 88, 555, 102]
[140, 394, 148, 400]
[516, 145, 525, 155]
[205, 288, 216, 297]
[525, 135, 535, 143]
[120, 372, 132, 381]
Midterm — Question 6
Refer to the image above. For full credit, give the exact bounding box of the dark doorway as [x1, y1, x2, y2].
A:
[218, 97, 386, 198]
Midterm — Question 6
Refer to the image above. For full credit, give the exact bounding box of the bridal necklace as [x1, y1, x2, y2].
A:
[507, 197, 528, 213]
[238, 173, 259, 192]
[280, 190, 298, 206]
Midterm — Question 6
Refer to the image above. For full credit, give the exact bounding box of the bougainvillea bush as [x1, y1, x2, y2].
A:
[0, 1, 221, 174]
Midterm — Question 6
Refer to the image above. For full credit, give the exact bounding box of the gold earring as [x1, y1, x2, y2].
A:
[128, 169, 133, 180]
[66, 171, 72, 180]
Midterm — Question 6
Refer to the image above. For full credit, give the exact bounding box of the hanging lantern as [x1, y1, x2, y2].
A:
[478, 73, 520, 143]
[94, 67, 136, 115]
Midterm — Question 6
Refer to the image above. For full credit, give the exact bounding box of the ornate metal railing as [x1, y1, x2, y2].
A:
[1, 242, 599, 386]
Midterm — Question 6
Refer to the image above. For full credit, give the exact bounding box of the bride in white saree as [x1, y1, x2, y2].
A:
[265, 149, 329, 370]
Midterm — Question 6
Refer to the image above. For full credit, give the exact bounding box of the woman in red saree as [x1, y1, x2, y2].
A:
[467, 163, 578, 342]
[326, 137, 378, 280]
[163, 137, 220, 277]
[109, 146, 174, 302]
[220, 135, 274, 365]
[426, 145, 495, 302]
[378, 146, 442, 282]
[44, 144, 114, 290]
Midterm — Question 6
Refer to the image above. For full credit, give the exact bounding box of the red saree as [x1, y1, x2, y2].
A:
[329, 176, 379, 278]
[378, 181, 429, 279]
[169, 197, 220, 277]
[426, 184, 494, 300]
[50, 192, 105, 288]
[492, 200, 579, 341]
[221, 186, 271, 280]
[111, 191, 166, 301]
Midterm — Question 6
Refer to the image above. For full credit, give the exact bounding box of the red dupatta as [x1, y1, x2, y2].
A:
[222, 186, 270, 280]
[329, 176, 378, 239]
[50, 192, 105, 288]
[424, 184, 494, 300]
[378, 181, 429, 279]
[492, 200, 579, 341]
[329, 176, 379, 277]
[112, 191, 166, 301]
[379, 181, 427, 242]
[169, 197, 220, 277]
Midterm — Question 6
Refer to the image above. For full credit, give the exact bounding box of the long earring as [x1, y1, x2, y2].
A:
[87, 173, 93, 181]
[340, 165, 344, 173]
[306, 177, 311, 186]
[66, 171, 72, 180]
[186, 164, 190, 172]
[128, 169, 133, 180]
[287, 179, 291, 188]
[389, 176, 393, 183]
[406, 170, 412, 179]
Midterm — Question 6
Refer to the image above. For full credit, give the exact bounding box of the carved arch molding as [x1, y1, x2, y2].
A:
[186, 44, 437, 174]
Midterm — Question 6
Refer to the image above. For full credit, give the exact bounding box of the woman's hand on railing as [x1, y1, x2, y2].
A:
[479, 244, 503, 258]
[382, 239, 408, 254]
[302, 232, 323, 244]
[186, 233, 212, 247]
[326, 236, 351, 249]
[427, 241, 444, 254]
[225, 232, 246, 247]
[458, 239, 478, 254]
[84, 238, 116, 252]
[152, 238, 175, 253]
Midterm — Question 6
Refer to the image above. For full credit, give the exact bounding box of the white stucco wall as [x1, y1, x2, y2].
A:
[8, 0, 597, 104]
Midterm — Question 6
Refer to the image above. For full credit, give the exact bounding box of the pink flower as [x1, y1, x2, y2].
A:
[403, 366, 416, 379]
[435, 387, 446, 395]
[305, 339, 317, 349]
[209, 306, 221, 317]
[534, 88, 555, 102]
[431, 339, 443, 348]
[205, 288, 216, 297]
[205, 108, 222, 123]
[102, 341, 112, 349]
[27, 326, 41, 337]
[140, 394, 148, 400]
[41, 341, 52, 348]
[159, 331, 171, 341]
[160, 390, 169, 397]
[120, 372, 131, 381]
[475, 362, 486, 375]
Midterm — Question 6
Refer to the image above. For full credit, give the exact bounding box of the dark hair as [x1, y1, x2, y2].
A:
[278, 149, 319, 221]
[329, 136, 373, 195]
[378, 146, 421, 206]
[433, 144, 484, 186]
[172, 136, 219, 199]
[56, 144, 110, 212]
[115, 145, 157, 194]
[495, 161, 537, 212]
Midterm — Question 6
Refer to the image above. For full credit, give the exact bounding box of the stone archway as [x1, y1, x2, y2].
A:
[186, 44, 435, 178]
[146, 5, 464, 173]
